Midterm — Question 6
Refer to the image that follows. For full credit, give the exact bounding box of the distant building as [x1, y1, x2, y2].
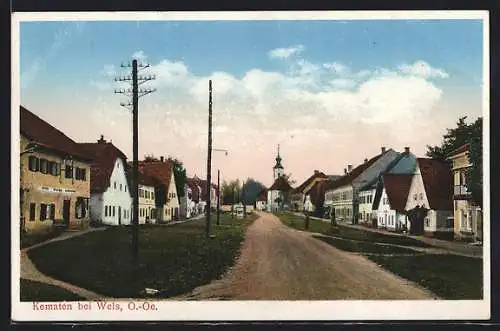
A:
[324, 147, 400, 224]
[256, 189, 268, 211]
[79, 136, 132, 226]
[447, 144, 482, 241]
[267, 145, 293, 212]
[20, 106, 92, 233]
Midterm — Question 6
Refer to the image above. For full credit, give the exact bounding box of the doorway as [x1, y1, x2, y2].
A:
[62, 199, 71, 227]
[118, 206, 122, 225]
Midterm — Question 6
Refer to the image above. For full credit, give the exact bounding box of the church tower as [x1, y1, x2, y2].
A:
[273, 144, 285, 180]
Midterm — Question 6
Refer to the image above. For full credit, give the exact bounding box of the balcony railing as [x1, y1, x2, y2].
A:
[454, 185, 471, 197]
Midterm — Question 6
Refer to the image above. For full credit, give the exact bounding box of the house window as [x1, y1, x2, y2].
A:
[29, 203, 36, 221]
[114, 182, 117, 189]
[419, 193, 423, 200]
[413, 194, 417, 201]
[113, 206, 116, 217]
[65, 165, 73, 179]
[425, 217, 430, 227]
[49, 203, 55, 219]
[123, 209, 126, 218]
[75, 197, 87, 219]
[125, 186, 127, 192]
[105, 206, 108, 217]
[75, 168, 87, 181]
[40, 204, 47, 221]
[40, 159, 48, 174]
[120, 184, 123, 191]
[49, 162, 60, 176]
[28, 156, 39, 171]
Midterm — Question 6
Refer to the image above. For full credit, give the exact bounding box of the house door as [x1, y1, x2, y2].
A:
[118, 206, 122, 225]
[62, 199, 71, 227]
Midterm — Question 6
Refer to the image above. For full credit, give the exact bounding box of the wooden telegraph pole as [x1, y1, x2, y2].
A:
[205, 80, 213, 238]
[115, 59, 156, 268]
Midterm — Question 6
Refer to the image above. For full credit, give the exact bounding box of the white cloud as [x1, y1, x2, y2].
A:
[88, 53, 451, 182]
[323, 62, 348, 74]
[132, 50, 148, 62]
[398, 60, 449, 79]
[268, 45, 305, 59]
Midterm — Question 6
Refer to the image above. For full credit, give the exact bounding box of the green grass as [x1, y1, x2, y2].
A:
[28, 213, 258, 299]
[313, 235, 418, 255]
[276, 212, 431, 248]
[20, 279, 84, 302]
[21, 227, 65, 249]
[367, 254, 483, 299]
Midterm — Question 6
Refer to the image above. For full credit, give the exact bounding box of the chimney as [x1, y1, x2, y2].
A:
[314, 170, 319, 175]
[97, 134, 106, 144]
[381, 146, 386, 154]
[404, 147, 410, 154]
[344, 168, 347, 175]
[160, 156, 164, 163]
[364, 158, 368, 163]
[347, 164, 353, 172]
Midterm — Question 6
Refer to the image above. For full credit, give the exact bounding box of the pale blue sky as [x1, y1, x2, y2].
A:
[19, 19, 485, 185]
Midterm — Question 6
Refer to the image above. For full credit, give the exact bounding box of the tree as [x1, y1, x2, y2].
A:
[221, 179, 241, 204]
[466, 118, 483, 208]
[426, 116, 476, 161]
[240, 178, 266, 205]
[167, 157, 187, 198]
[427, 116, 483, 208]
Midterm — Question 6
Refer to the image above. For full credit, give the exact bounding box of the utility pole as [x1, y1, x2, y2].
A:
[115, 59, 156, 269]
[242, 179, 246, 218]
[217, 169, 220, 226]
[205, 80, 213, 238]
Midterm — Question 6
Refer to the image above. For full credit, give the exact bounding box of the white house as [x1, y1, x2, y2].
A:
[373, 174, 413, 232]
[256, 189, 268, 211]
[80, 135, 132, 226]
[405, 158, 454, 239]
[362, 147, 417, 228]
[140, 157, 180, 222]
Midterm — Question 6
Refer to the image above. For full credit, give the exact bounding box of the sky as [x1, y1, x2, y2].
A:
[19, 18, 485, 187]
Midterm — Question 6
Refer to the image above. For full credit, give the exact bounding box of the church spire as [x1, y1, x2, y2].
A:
[274, 144, 283, 170]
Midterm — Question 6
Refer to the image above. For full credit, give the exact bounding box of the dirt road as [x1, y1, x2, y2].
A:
[180, 212, 438, 300]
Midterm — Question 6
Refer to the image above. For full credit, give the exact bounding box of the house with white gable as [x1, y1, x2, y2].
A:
[139, 157, 180, 222]
[373, 173, 413, 232]
[256, 189, 268, 211]
[79, 135, 132, 226]
[362, 146, 417, 227]
[405, 158, 454, 239]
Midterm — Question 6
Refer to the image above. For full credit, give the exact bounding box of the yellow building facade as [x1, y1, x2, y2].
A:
[448, 145, 482, 241]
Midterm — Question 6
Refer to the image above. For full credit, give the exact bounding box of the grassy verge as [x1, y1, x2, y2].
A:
[276, 212, 430, 248]
[367, 254, 483, 299]
[313, 235, 418, 255]
[28, 213, 258, 299]
[21, 227, 65, 249]
[20, 279, 84, 302]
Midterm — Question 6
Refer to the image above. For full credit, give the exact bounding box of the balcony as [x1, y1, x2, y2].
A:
[454, 185, 471, 199]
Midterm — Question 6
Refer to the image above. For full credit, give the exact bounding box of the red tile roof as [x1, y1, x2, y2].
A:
[325, 151, 388, 191]
[78, 141, 128, 193]
[20, 105, 91, 161]
[257, 189, 268, 202]
[417, 158, 453, 211]
[269, 176, 293, 191]
[138, 160, 174, 194]
[382, 174, 413, 212]
[448, 143, 470, 157]
[293, 171, 328, 194]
